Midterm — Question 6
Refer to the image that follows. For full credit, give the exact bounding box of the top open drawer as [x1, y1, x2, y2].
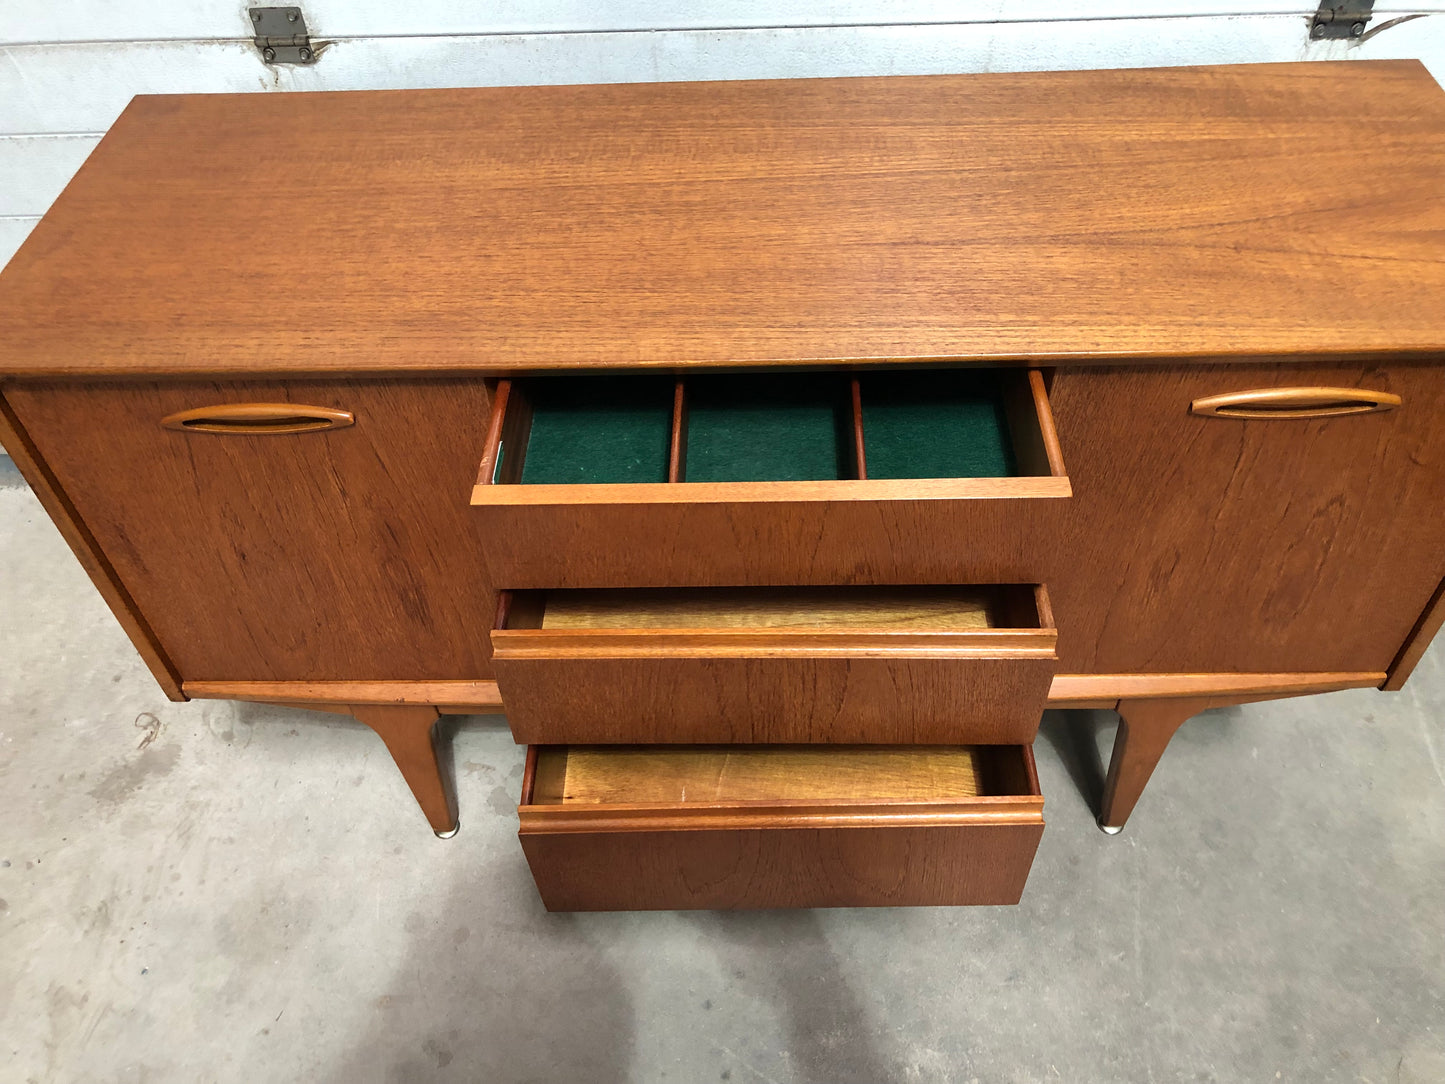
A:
[477, 368, 1067, 498]
[470, 368, 1070, 587]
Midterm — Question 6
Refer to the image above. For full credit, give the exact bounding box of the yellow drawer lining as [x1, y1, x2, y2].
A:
[539, 586, 997, 632]
[530, 745, 986, 806]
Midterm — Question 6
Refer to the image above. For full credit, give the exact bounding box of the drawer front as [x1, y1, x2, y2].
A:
[471, 368, 1069, 588]
[4, 378, 499, 682]
[518, 744, 1045, 911]
[492, 585, 1057, 744]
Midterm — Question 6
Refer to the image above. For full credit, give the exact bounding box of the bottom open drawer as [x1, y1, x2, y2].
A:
[518, 743, 1045, 911]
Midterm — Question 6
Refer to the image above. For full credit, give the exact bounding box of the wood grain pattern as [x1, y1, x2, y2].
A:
[538, 586, 995, 631]
[518, 744, 1043, 910]
[496, 657, 1057, 745]
[1093, 672, 1402, 829]
[668, 379, 687, 484]
[474, 368, 1062, 497]
[183, 680, 503, 712]
[0, 388, 184, 700]
[494, 587, 1056, 744]
[519, 824, 1045, 910]
[1189, 387, 1401, 420]
[474, 496, 1069, 589]
[850, 377, 867, 480]
[1099, 697, 1240, 830]
[1003, 369, 1068, 479]
[182, 671, 1379, 710]
[1046, 672, 1384, 702]
[494, 628, 1054, 658]
[530, 745, 984, 805]
[1031, 371, 1068, 478]
[158, 402, 357, 434]
[476, 379, 511, 487]
[1384, 576, 1445, 691]
[350, 704, 457, 835]
[183, 670, 1387, 713]
[1047, 363, 1445, 674]
[4, 66, 1444, 854]
[5, 379, 499, 682]
[472, 476, 1071, 505]
[4, 63, 1445, 377]
[473, 367, 1068, 586]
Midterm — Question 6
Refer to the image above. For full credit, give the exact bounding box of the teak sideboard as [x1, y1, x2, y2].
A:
[3, 62, 1445, 911]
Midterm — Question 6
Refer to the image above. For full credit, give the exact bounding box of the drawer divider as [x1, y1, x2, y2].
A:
[668, 378, 688, 483]
[851, 375, 867, 479]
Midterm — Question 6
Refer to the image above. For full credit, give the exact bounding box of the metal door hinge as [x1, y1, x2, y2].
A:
[1311, 1, 1375, 39]
[250, 7, 315, 63]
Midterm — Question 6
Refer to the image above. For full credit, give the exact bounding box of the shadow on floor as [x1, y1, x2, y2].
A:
[684, 909, 895, 1084]
[321, 906, 639, 1084]
[1035, 703, 1249, 825]
[1036, 708, 1116, 819]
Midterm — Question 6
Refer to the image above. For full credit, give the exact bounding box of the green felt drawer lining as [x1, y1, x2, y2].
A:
[518, 377, 674, 485]
[510, 371, 1020, 485]
[860, 371, 1016, 480]
[684, 374, 854, 482]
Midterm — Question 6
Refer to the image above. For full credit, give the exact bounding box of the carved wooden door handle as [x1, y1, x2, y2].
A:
[160, 403, 355, 434]
[1190, 387, 1400, 419]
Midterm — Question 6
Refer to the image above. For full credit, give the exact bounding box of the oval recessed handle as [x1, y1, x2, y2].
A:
[1190, 387, 1401, 420]
[160, 403, 355, 434]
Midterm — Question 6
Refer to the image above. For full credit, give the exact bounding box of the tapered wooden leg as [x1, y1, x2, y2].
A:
[1100, 696, 1238, 834]
[350, 704, 458, 837]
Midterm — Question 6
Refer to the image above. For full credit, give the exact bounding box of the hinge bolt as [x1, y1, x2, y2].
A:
[1351, 21, 1366, 36]
[1311, 23, 1326, 39]
[252, 11, 261, 20]
[298, 46, 312, 61]
[262, 46, 276, 61]
[288, 11, 298, 21]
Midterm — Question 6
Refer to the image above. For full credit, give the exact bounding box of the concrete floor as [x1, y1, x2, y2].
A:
[2, 462, 1444, 1084]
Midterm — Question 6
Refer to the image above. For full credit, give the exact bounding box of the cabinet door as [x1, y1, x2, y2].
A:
[1047, 364, 1445, 674]
[6, 378, 497, 682]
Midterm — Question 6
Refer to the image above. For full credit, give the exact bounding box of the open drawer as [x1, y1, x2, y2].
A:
[492, 583, 1057, 744]
[518, 743, 1045, 911]
[471, 368, 1070, 587]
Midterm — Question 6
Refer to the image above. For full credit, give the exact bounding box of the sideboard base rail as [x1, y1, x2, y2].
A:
[183, 679, 505, 713]
[180, 672, 1385, 836]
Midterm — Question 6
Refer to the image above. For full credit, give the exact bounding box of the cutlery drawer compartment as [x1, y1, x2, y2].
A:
[471, 368, 1069, 587]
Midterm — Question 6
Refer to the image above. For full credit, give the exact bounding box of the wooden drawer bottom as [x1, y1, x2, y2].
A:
[518, 744, 1045, 911]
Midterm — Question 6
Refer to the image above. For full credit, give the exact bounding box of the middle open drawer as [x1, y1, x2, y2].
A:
[491, 583, 1057, 744]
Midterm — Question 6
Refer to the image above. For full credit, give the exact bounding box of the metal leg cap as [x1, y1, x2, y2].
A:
[1099, 823, 1123, 836]
[434, 823, 460, 839]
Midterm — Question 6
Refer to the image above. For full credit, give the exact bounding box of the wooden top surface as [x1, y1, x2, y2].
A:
[3, 61, 1445, 378]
